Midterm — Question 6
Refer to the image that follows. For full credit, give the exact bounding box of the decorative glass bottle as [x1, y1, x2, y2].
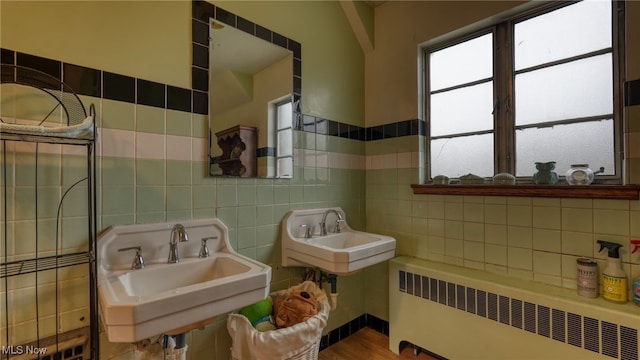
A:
[566, 164, 594, 185]
[533, 161, 559, 185]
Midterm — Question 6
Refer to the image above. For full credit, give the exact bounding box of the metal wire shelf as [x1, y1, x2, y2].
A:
[1, 62, 98, 358]
[0, 251, 93, 278]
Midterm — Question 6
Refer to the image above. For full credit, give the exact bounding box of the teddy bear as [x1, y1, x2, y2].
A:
[272, 289, 318, 328]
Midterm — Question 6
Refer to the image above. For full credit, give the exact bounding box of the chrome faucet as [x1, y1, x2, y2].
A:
[319, 209, 344, 236]
[299, 224, 312, 239]
[168, 223, 189, 263]
[118, 246, 145, 270]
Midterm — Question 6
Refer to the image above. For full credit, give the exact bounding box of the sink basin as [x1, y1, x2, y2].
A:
[118, 256, 250, 297]
[98, 218, 271, 343]
[308, 232, 383, 249]
[281, 208, 396, 275]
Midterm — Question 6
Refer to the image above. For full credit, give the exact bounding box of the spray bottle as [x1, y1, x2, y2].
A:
[597, 240, 627, 303]
[630, 240, 640, 306]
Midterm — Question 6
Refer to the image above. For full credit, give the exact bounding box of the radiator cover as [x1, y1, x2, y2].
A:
[389, 256, 640, 360]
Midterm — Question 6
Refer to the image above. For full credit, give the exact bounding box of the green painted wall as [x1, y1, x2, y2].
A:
[1, 1, 366, 358]
[216, 1, 365, 125]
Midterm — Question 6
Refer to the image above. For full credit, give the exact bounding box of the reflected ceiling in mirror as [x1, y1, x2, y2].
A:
[208, 14, 300, 179]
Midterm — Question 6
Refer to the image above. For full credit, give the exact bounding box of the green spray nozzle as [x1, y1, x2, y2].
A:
[631, 240, 640, 254]
[597, 240, 623, 259]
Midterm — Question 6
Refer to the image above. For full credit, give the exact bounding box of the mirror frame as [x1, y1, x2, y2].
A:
[191, 1, 302, 178]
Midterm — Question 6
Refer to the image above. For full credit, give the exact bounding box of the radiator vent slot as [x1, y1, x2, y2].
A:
[477, 290, 487, 318]
[456, 285, 465, 311]
[430, 278, 438, 302]
[438, 280, 447, 305]
[585, 316, 600, 353]
[524, 302, 536, 334]
[447, 282, 456, 308]
[499, 295, 510, 325]
[552, 309, 566, 343]
[568, 312, 582, 348]
[466, 287, 476, 315]
[399, 270, 639, 360]
[511, 299, 523, 330]
[603, 321, 619, 358]
[538, 305, 551, 338]
[621, 326, 639, 360]
[488, 292, 498, 321]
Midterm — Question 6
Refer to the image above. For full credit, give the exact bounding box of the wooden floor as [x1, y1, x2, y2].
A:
[318, 328, 439, 360]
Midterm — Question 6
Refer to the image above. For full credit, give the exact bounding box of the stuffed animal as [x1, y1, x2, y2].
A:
[273, 289, 318, 328]
[239, 298, 275, 331]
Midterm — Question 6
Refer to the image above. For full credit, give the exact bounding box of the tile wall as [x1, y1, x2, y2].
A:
[1, 43, 404, 358]
[365, 93, 640, 297]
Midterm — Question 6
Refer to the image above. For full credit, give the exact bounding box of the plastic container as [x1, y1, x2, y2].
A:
[597, 240, 628, 303]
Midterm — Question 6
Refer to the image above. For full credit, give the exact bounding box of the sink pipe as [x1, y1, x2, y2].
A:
[319, 271, 339, 311]
[163, 333, 187, 360]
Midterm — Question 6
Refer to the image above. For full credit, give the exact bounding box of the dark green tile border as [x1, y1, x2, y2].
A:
[319, 313, 389, 351]
[1, 46, 426, 141]
[1, 47, 194, 113]
[190, 1, 303, 117]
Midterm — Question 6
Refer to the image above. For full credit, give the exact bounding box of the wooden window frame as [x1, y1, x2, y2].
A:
[421, 1, 625, 192]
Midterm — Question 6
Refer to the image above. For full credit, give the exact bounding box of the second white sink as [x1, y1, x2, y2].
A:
[308, 232, 383, 249]
[281, 208, 396, 275]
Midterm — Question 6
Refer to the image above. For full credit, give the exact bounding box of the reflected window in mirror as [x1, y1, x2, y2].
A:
[275, 99, 293, 178]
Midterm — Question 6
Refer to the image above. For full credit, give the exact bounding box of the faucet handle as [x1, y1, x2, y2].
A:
[199, 236, 218, 258]
[299, 224, 312, 239]
[335, 219, 345, 233]
[118, 246, 144, 270]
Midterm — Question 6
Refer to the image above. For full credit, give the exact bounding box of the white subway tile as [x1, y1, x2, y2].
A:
[136, 132, 165, 160]
[166, 134, 192, 161]
[100, 128, 135, 158]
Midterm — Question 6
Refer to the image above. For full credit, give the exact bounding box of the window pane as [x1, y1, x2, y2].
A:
[430, 134, 494, 178]
[277, 129, 292, 157]
[515, 54, 612, 126]
[515, 120, 614, 177]
[430, 81, 494, 136]
[430, 33, 493, 91]
[277, 101, 292, 129]
[277, 157, 293, 178]
[514, 0, 611, 71]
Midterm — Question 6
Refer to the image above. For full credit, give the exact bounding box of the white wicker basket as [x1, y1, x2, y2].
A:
[228, 281, 329, 360]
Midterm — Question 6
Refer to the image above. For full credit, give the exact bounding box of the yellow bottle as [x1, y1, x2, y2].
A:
[598, 240, 628, 303]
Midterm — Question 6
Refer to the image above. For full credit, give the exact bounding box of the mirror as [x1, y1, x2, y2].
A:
[208, 17, 295, 178]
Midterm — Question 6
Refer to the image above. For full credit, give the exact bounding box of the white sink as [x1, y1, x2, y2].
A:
[117, 256, 251, 297]
[281, 208, 396, 275]
[98, 218, 271, 343]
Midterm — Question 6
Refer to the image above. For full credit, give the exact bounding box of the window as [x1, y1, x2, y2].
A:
[425, 0, 623, 183]
[275, 99, 293, 178]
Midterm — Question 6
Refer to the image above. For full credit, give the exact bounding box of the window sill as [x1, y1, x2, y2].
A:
[410, 184, 640, 200]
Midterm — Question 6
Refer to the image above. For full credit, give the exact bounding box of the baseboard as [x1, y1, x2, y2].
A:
[319, 314, 389, 351]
